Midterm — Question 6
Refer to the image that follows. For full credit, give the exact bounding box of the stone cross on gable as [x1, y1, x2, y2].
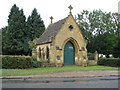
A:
[50, 16, 53, 23]
[68, 5, 73, 14]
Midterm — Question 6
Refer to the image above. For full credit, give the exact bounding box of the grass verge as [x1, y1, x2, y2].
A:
[1, 65, 119, 76]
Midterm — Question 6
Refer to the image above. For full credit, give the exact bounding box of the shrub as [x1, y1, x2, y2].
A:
[2, 56, 41, 69]
[97, 58, 120, 67]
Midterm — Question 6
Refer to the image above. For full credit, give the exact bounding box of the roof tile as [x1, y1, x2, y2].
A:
[36, 17, 67, 45]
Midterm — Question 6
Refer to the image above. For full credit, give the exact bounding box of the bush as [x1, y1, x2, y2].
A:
[97, 58, 120, 67]
[2, 56, 41, 69]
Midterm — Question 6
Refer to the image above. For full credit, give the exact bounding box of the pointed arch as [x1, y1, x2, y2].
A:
[64, 41, 75, 65]
[46, 46, 49, 60]
[38, 47, 41, 59]
[62, 37, 80, 65]
[62, 37, 80, 52]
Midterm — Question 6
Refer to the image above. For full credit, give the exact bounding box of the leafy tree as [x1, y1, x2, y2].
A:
[28, 38, 39, 50]
[112, 13, 120, 36]
[3, 4, 26, 55]
[75, 10, 119, 54]
[75, 10, 93, 42]
[26, 8, 45, 41]
[76, 10, 118, 38]
[113, 36, 120, 58]
[92, 33, 118, 58]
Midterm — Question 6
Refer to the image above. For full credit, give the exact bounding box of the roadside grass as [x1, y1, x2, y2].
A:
[1, 65, 119, 76]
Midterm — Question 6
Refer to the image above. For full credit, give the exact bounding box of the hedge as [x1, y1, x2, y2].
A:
[97, 58, 120, 67]
[2, 56, 41, 69]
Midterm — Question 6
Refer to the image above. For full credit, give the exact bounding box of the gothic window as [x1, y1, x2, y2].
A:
[42, 48, 45, 60]
[39, 47, 41, 58]
[46, 46, 49, 59]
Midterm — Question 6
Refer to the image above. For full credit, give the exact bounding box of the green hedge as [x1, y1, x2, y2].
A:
[2, 56, 41, 69]
[97, 58, 120, 67]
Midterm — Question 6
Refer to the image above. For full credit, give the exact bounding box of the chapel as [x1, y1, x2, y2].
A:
[33, 5, 88, 66]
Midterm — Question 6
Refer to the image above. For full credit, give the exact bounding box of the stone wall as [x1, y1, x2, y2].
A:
[88, 51, 99, 66]
[35, 14, 88, 67]
[54, 15, 88, 66]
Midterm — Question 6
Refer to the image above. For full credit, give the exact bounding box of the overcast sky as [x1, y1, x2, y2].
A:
[0, 0, 119, 29]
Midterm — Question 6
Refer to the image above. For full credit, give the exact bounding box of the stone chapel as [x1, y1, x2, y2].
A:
[33, 5, 88, 67]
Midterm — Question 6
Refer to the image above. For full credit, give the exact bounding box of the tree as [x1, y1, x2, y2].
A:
[26, 8, 45, 41]
[26, 8, 45, 55]
[28, 38, 39, 50]
[92, 33, 118, 57]
[75, 10, 119, 53]
[113, 36, 120, 58]
[3, 4, 26, 55]
[76, 10, 118, 36]
[112, 13, 120, 36]
[2, 5, 45, 55]
[1, 26, 9, 55]
[75, 10, 93, 42]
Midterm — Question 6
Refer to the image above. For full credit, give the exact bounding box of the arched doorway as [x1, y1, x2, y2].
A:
[64, 41, 75, 65]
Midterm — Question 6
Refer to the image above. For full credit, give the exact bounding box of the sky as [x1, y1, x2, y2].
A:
[0, 0, 119, 29]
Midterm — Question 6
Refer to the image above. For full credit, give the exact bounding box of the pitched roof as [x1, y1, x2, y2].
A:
[36, 17, 68, 45]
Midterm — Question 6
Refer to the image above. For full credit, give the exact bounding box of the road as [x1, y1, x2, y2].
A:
[2, 76, 119, 88]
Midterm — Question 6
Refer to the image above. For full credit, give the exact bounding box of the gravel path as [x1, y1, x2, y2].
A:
[1, 70, 119, 79]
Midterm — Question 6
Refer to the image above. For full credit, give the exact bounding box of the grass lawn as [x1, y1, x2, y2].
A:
[1, 65, 119, 76]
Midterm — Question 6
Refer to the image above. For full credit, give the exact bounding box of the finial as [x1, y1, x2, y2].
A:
[68, 5, 73, 14]
[50, 16, 53, 23]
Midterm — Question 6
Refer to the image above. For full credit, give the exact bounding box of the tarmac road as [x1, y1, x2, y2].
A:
[2, 76, 119, 88]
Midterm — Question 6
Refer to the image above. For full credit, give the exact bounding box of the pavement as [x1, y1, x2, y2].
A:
[1, 70, 119, 79]
[2, 76, 119, 88]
